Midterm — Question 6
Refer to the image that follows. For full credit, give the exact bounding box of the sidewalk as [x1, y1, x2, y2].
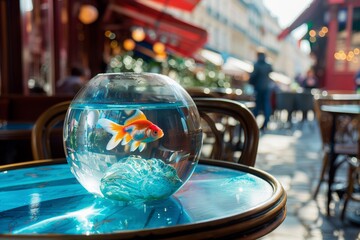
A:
[255, 120, 360, 240]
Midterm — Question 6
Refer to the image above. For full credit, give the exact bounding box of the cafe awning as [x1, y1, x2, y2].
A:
[143, 0, 201, 12]
[278, 0, 323, 40]
[103, 0, 208, 57]
[197, 49, 224, 66]
[222, 57, 254, 75]
[269, 72, 292, 85]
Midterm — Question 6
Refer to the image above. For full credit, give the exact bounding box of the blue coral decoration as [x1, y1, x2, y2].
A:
[100, 156, 182, 202]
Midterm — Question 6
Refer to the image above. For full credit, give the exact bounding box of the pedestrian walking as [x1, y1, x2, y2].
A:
[249, 48, 273, 130]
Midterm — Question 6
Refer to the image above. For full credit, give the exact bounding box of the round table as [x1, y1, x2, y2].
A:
[0, 159, 286, 239]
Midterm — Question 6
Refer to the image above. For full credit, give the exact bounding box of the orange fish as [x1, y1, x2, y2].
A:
[98, 110, 164, 152]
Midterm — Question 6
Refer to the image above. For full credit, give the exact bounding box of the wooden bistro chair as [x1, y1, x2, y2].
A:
[193, 98, 259, 167]
[312, 94, 360, 204]
[340, 109, 360, 220]
[185, 87, 220, 98]
[31, 101, 71, 160]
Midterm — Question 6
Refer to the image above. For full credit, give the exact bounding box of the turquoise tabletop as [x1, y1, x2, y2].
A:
[0, 160, 285, 238]
[0, 122, 33, 130]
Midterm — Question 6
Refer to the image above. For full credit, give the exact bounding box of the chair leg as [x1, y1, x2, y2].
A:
[313, 152, 329, 200]
[341, 162, 355, 220]
[341, 158, 360, 220]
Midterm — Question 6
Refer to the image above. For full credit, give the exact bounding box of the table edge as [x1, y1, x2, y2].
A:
[320, 104, 360, 115]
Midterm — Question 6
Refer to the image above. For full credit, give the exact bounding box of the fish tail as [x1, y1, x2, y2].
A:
[98, 118, 125, 150]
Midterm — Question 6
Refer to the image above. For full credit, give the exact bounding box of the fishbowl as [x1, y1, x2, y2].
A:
[63, 73, 203, 202]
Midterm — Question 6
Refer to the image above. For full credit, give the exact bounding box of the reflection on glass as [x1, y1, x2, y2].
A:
[335, 7, 360, 72]
[12, 196, 191, 234]
[349, 7, 360, 71]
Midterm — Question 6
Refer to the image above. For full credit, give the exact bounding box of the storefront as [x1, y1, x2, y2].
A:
[278, 0, 360, 91]
[0, 0, 206, 96]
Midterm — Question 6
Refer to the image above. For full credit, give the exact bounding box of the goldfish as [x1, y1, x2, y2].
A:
[98, 110, 164, 152]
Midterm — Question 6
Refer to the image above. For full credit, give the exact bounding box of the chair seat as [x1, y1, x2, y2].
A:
[323, 143, 358, 156]
[341, 156, 360, 220]
[334, 143, 358, 155]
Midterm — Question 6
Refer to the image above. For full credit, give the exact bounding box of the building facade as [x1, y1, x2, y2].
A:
[0, 0, 312, 96]
[169, 0, 312, 80]
[279, 0, 360, 91]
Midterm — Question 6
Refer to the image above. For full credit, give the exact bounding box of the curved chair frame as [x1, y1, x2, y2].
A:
[194, 98, 259, 167]
[31, 99, 259, 167]
[31, 101, 71, 160]
[312, 96, 360, 200]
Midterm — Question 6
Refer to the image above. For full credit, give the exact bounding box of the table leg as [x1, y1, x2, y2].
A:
[327, 113, 337, 215]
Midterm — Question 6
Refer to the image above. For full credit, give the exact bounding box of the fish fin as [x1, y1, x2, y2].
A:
[106, 135, 122, 150]
[124, 144, 130, 152]
[98, 118, 125, 150]
[130, 141, 141, 152]
[124, 110, 147, 125]
[124, 109, 134, 115]
[121, 134, 132, 145]
[138, 142, 146, 152]
[98, 119, 121, 135]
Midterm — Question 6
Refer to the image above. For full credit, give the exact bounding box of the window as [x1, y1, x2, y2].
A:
[348, 7, 360, 71]
[334, 7, 360, 72]
[20, 0, 69, 95]
[20, 0, 52, 94]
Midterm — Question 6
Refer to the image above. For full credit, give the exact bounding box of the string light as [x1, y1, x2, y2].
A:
[309, 30, 316, 37]
[153, 42, 165, 54]
[123, 39, 135, 51]
[321, 26, 328, 33]
[78, 5, 98, 24]
[334, 49, 360, 62]
[132, 27, 146, 42]
[104, 30, 112, 38]
[309, 36, 316, 43]
[155, 51, 167, 61]
[110, 40, 118, 48]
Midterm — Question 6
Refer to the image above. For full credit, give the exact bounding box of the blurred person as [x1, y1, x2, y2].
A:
[56, 65, 87, 95]
[249, 49, 273, 130]
[301, 68, 318, 90]
[354, 69, 360, 93]
[295, 72, 303, 85]
[29, 82, 46, 95]
[300, 68, 318, 121]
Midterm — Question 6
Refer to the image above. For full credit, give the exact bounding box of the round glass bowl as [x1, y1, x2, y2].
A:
[63, 73, 203, 202]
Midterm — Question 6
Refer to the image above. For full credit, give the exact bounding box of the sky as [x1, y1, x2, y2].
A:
[263, 0, 313, 52]
[263, 0, 313, 29]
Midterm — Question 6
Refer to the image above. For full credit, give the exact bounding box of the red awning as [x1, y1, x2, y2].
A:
[278, 0, 323, 40]
[103, 0, 207, 57]
[144, 0, 201, 12]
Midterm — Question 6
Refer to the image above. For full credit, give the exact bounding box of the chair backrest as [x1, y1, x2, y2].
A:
[193, 98, 259, 166]
[275, 91, 296, 112]
[31, 101, 71, 160]
[294, 91, 314, 112]
[31, 98, 260, 166]
[186, 87, 220, 98]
